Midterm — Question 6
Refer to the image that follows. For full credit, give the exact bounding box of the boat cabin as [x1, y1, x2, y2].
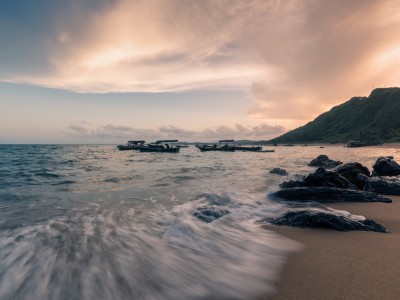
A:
[218, 139, 235, 147]
[127, 140, 145, 146]
[138, 139, 180, 152]
[149, 139, 179, 149]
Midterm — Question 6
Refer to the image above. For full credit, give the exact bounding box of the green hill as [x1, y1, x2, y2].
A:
[269, 87, 400, 144]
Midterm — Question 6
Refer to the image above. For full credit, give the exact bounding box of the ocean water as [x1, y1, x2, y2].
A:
[0, 144, 398, 300]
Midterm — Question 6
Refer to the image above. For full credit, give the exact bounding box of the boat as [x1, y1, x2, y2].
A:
[117, 140, 146, 151]
[196, 140, 235, 152]
[196, 144, 234, 151]
[233, 144, 263, 152]
[196, 139, 275, 152]
[137, 140, 180, 153]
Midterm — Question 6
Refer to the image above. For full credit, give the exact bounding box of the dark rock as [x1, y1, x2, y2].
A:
[279, 174, 305, 188]
[270, 168, 288, 176]
[346, 141, 381, 148]
[372, 157, 400, 176]
[272, 187, 392, 203]
[364, 176, 400, 195]
[308, 156, 341, 169]
[356, 173, 370, 188]
[335, 162, 371, 189]
[308, 155, 329, 167]
[267, 210, 388, 233]
[323, 159, 342, 169]
[193, 207, 230, 223]
[280, 168, 354, 189]
[303, 168, 354, 189]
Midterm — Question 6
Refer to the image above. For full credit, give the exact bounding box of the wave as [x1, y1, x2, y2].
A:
[0, 192, 299, 300]
[1, 144, 396, 299]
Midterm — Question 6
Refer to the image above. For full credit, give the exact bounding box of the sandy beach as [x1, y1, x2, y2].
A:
[266, 195, 400, 300]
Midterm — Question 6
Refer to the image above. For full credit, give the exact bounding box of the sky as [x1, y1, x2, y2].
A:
[1, 0, 400, 143]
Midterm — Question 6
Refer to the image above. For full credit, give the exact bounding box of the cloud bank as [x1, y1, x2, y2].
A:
[66, 123, 285, 142]
[1, 0, 400, 122]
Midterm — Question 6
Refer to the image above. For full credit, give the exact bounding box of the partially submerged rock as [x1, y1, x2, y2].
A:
[270, 168, 288, 176]
[308, 155, 342, 169]
[372, 157, 400, 176]
[303, 168, 354, 189]
[308, 155, 329, 167]
[267, 210, 388, 233]
[272, 187, 392, 203]
[193, 207, 230, 223]
[364, 176, 400, 195]
[335, 162, 370, 189]
[280, 168, 354, 189]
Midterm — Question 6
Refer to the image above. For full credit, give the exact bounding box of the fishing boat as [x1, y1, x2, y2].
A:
[196, 139, 274, 152]
[117, 140, 146, 151]
[196, 140, 235, 152]
[233, 145, 263, 152]
[234, 145, 275, 152]
[137, 140, 180, 153]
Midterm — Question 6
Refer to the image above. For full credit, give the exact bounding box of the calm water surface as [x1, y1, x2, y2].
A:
[0, 144, 398, 299]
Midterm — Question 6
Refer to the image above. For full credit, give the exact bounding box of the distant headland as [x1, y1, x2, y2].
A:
[268, 87, 400, 144]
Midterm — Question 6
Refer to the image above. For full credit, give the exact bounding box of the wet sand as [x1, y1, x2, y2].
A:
[266, 196, 400, 300]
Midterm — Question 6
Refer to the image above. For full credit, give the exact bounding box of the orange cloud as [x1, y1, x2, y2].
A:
[1, 0, 400, 129]
[248, 0, 400, 123]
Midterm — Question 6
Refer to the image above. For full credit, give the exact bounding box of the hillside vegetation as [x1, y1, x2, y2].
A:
[268, 88, 400, 144]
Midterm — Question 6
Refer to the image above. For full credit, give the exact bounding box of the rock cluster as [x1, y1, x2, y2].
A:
[372, 156, 400, 176]
[335, 162, 370, 189]
[308, 155, 342, 169]
[280, 167, 355, 189]
[267, 155, 400, 232]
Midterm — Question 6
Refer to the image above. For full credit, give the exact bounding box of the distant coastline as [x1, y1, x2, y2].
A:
[268, 87, 400, 145]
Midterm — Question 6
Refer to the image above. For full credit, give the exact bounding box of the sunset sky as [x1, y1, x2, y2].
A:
[1, 0, 400, 143]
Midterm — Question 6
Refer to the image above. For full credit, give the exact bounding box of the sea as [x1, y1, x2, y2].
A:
[0, 144, 399, 300]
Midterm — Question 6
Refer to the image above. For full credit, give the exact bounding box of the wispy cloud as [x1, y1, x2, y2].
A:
[66, 123, 285, 142]
[1, 0, 400, 123]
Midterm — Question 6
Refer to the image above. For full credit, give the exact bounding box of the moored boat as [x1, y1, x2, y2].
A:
[137, 140, 180, 153]
[233, 145, 263, 152]
[196, 140, 235, 152]
[196, 139, 268, 152]
[117, 140, 146, 151]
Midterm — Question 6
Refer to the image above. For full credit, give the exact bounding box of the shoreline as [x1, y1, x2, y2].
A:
[268, 142, 400, 148]
[265, 196, 400, 300]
